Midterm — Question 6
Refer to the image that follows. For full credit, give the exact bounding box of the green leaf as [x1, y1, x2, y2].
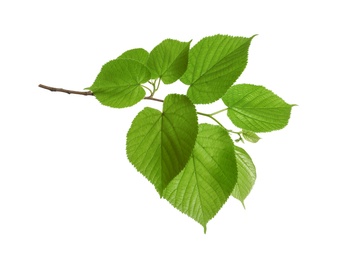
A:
[180, 34, 255, 104]
[222, 84, 293, 132]
[232, 146, 256, 207]
[117, 48, 149, 64]
[87, 59, 150, 108]
[126, 94, 198, 196]
[147, 39, 191, 84]
[163, 124, 237, 232]
[242, 129, 261, 143]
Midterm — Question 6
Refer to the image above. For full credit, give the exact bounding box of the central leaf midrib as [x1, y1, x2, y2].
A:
[231, 107, 288, 122]
[160, 45, 185, 77]
[159, 112, 186, 191]
[192, 139, 228, 226]
[191, 152, 206, 226]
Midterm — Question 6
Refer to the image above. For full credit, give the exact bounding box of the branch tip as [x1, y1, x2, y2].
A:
[38, 84, 94, 96]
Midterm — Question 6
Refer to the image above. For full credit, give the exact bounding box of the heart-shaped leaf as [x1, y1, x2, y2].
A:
[126, 94, 198, 196]
[232, 146, 256, 207]
[223, 84, 293, 132]
[147, 39, 191, 84]
[86, 59, 150, 108]
[164, 124, 237, 232]
[180, 34, 255, 104]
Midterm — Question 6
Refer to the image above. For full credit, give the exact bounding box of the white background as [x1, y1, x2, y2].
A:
[1, 0, 344, 259]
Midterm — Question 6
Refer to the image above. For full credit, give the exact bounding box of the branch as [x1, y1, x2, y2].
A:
[38, 84, 94, 96]
[144, 96, 163, 102]
[38, 84, 164, 102]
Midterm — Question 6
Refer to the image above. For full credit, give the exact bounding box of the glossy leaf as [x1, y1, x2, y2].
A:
[147, 39, 191, 84]
[163, 124, 237, 232]
[223, 84, 293, 132]
[232, 146, 256, 207]
[86, 59, 150, 108]
[126, 94, 198, 196]
[117, 48, 149, 64]
[180, 34, 255, 104]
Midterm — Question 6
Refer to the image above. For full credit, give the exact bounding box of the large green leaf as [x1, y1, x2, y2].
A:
[232, 146, 256, 207]
[86, 59, 150, 108]
[222, 84, 293, 132]
[180, 34, 255, 104]
[117, 48, 149, 64]
[163, 124, 237, 232]
[147, 39, 191, 84]
[126, 94, 198, 196]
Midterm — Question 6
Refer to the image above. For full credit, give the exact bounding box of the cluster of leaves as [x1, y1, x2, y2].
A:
[86, 34, 294, 232]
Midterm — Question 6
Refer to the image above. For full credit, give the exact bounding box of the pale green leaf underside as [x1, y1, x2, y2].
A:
[87, 59, 150, 108]
[180, 34, 255, 104]
[147, 39, 191, 84]
[242, 130, 261, 143]
[232, 146, 256, 206]
[163, 124, 237, 232]
[117, 48, 149, 64]
[126, 94, 198, 196]
[223, 84, 293, 132]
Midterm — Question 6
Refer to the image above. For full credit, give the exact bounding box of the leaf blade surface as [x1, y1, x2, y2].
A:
[117, 48, 149, 64]
[163, 124, 237, 232]
[222, 84, 293, 132]
[232, 146, 256, 206]
[242, 130, 261, 143]
[126, 94, 198, 196]
[147, 39, 190, 84]
[87, 59, 150, 108]
[180, 34, 255, 104]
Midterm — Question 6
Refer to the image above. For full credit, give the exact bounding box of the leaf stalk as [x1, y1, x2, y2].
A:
[210, 108, 228, 116]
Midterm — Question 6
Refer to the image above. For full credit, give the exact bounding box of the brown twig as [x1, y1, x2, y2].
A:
[38, 84, 94, 96]
[144, 96, 163, 102]
[38, 84, 164, 102]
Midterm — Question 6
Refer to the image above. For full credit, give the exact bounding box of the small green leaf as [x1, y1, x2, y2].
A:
[232, 146, 256, 207]
[242, 129, 261, 143]
[180, 34, 255, 104]
[87, 59, 150, 108]
[222, 84, 293, 132]
[147, 39, 191, 84]
[163, 124, 237, 232]
[117, 48, 149, 64]
[126, 94, 198, 196]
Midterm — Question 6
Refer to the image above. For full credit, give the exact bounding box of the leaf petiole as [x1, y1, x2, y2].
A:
[148, 80, 155, 87]
[210, 108, 228, 116]
[147, 78, 162, 97]
[155, 78, 162, 92]
[197, 112, 227, 130]
[228, 129, 242, 135]
[141, 85, 154, 96]
[228, 129, 243, 142]
[197, 111, 244, 141]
